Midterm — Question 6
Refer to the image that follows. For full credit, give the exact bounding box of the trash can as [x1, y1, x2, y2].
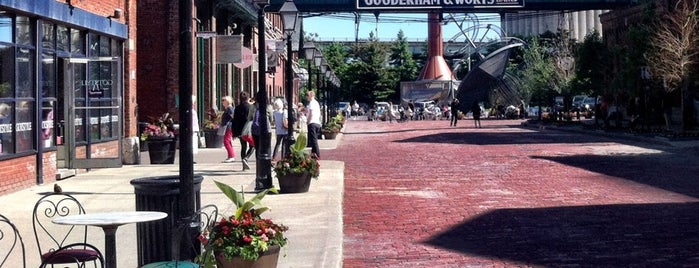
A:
[131, 175, 203, 266]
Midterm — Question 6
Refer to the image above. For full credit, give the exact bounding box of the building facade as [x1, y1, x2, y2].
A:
[0, 0, 135, 194]
[501, 10, 608, 41]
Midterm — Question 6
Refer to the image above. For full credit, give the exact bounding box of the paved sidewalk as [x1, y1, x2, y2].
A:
[0, 135, 344, 268]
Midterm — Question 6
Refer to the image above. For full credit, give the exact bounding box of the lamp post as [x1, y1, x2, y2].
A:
[279, 0, 298, 156]
[253, 0, 273, 191]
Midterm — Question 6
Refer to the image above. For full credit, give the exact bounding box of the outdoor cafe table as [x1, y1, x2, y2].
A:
[53, 211, 167, 268]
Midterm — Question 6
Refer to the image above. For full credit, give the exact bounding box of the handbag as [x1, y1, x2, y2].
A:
[216, 122, 229, 136]
[240, 121, 255, 147]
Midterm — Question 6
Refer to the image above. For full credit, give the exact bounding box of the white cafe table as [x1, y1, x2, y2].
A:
[53, 211, 167, 268]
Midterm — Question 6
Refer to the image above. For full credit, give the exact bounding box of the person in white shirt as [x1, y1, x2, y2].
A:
[306, 91, 321, 158]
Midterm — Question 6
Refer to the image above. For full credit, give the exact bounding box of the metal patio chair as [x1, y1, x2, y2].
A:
[0, 213, 26, 268]
[32, 193, 104, 268]
[142, 204, 219, 268]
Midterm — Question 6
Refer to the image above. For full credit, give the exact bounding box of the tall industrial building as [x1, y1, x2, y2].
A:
[501, 10, 608, 41]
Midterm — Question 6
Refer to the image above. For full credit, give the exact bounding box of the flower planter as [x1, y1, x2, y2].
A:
[146, 137, 176, 164]
[202, 129, 223, 148]
[215, 245, 280, 268]
[323, 131, 339, 140]
[277, 172, 312, 194]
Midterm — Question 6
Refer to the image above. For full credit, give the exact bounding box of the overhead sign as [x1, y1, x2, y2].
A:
[216, 35, 243, 64]
[357, 0, 524, 9]
[234, 47, 254, 69]
[196, 31, 217, 38]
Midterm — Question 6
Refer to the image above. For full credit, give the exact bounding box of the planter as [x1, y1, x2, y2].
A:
[202, 129, 224, 148]
[323, 131, 339, 140]
[277, 172, 312, 194]
[146, 137, 176, 164]
[216, 245, 280, 268]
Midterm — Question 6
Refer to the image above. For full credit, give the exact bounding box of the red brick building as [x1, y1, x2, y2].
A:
[0, 0, 136, 194]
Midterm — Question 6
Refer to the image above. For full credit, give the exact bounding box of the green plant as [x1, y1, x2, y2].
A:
[140, 113, 176, 141]
[196, 181, 288, 267]
[273, 133, 320, 178]
[322, 114, 344, 133]
[203, 108, 224, 130]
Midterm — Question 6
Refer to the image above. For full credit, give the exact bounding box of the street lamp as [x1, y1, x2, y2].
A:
[279, 0, 298, 157]
[253, 0, 273, 191]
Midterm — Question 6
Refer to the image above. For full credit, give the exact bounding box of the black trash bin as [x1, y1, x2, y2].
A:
[131, 175, 203, 266]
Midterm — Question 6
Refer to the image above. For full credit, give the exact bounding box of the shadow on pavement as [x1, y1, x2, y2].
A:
[424, 202, 699, 267]
[395, 130, 613, 146]
[533, 154, 699, 199]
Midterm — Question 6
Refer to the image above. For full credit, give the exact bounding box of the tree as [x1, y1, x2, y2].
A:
[647, 0, 699, 130]
[518, 38, 561, 119]
[571, 30, 610, 98]
[345, 38, 394, 103]
[388, 30, 419, 100]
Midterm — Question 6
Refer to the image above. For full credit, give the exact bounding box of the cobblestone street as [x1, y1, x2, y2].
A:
[324, 119, 699, 267]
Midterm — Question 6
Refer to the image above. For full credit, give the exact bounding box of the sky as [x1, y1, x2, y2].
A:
[303, 13, 503, 42]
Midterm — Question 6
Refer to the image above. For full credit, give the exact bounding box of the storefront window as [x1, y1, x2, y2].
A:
[57, 25, 69, 52]
[0, 101, 14, 154]
[0, 15, 11, 43]
[41, 101, 55, 148]
[15, 101, 33, 152]
[74, 99, 86, 143]
[41, 53, 55, 98]
[41, 22, 54, 50]
[16, 48, 34, 98]
[15, 16, 31, 46]
[0, 45, 12, 98]
[70, 29, 85, 55]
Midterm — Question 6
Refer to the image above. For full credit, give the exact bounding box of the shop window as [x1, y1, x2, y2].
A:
[0, 15, 11, 43]
[16, 48, 34, 98]
[74, 99, 86, 143]
[70, 29, 85, 55]
[41, 22, 54, 50]
[41, 101, 55, 148]
[0, 101, 14, 154]
[15, 16, 31, 46]
[0, 45, 12, 98]
[15, 101, 34, 152]
[57, 25, 69, 52]
[41, 52, 55, 98]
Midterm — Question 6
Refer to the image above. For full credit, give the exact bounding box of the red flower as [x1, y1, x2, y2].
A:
[243, 235, 252, 243]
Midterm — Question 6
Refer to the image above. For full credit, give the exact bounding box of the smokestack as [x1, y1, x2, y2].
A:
[418, 12, 454, 81]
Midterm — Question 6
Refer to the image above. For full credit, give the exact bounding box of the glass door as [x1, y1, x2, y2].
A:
[61, 57, 122, 168]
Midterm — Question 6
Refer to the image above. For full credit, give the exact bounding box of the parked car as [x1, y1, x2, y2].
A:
[581, 97, 598, 118]
[572, 95, 588, 110]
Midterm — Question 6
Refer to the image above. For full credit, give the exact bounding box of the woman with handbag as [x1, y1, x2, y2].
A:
[231, 91, 255, 170]
[220, 96, 236, 162]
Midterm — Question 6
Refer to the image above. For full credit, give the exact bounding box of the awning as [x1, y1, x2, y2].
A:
[214, 0, 258, 24]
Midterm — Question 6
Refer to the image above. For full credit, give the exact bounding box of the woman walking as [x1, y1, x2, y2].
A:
[220, 96, 236, 162]
[231, 92, 255, 170]
[272, 98, 288, 160]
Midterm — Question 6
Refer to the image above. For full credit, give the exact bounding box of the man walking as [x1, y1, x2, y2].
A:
[306, 91, 321, 158]
[450, 98, 460, 127]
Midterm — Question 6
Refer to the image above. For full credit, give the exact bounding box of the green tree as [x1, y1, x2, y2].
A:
[388, 30, 419, 99]
[344, 37, 394, 103]
[518, 38, 561, 119]
[571, 30, 609, 98]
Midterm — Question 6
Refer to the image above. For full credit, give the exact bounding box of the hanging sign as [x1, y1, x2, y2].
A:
[356, 0, 524, 9]
[216, 35, 243, 64]
[234, 47, 254, 69]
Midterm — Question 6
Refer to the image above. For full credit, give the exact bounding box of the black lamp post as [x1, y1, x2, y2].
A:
[254, 0, 273, 191]
[279, 0, 298, 156]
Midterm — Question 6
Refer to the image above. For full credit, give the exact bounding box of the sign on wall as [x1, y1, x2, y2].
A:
[357, 0, 524, 9]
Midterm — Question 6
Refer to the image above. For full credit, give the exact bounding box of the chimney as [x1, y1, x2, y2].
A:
[418, 12, 454, 81]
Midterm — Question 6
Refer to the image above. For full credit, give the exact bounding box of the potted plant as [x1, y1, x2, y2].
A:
[197, 181, 288, 268]
[273, 133, 320, 193]
[322, 114, 343, 140]
[140, 113, 177, 164]
[202, 108, 225, 148]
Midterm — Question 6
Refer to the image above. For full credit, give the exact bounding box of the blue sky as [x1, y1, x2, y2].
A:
[303, 13, 502, 42]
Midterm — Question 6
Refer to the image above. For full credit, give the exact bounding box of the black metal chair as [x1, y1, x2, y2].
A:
[1, 213, 26, 268]
[32, 193, 104, 268]
[141, 204, 219, 268]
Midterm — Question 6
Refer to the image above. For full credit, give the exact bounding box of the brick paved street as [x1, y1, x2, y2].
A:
[324, 119, 699, 267]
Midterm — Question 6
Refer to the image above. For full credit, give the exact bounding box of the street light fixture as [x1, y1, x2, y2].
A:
[279, 0, 298, 157]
